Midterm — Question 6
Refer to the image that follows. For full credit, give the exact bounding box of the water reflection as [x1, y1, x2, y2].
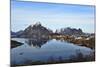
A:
[11, 40, 23, 49]
[11, 38, 94, 66]
[25, 39, 48, 48]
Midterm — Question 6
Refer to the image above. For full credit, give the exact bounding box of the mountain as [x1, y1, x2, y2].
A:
[56, 27, 83, 36]
[11, 30, 24, 38]
[15, 30, 24, 37]
[11, 31, 16, 35]
[11, 22, 85, 38]
[11, 31, 17, 38]
[17, 22, 53, 39]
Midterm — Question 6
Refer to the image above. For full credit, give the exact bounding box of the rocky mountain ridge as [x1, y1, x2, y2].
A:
[11, 22, 85, 38]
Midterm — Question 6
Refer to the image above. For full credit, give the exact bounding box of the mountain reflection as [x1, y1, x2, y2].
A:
[26, 39, 48, 48]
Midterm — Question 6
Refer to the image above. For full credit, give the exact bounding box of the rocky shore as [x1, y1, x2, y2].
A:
[49, 34, 95, 49]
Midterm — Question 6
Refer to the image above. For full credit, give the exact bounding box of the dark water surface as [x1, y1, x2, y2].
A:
[11, 38, 94, 65]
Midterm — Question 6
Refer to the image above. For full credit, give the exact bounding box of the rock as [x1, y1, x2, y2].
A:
[57, 27, 83, 36]
[17, 22, 53, 39]
[11, 40, 23, 48]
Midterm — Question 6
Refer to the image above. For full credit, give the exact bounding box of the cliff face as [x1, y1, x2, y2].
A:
[17, 22, 53, 39]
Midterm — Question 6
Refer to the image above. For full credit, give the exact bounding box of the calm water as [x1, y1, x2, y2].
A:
[11, 38, 93, 65]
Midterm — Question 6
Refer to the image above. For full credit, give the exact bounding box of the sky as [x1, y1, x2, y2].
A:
[11, 0, 95, 33]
